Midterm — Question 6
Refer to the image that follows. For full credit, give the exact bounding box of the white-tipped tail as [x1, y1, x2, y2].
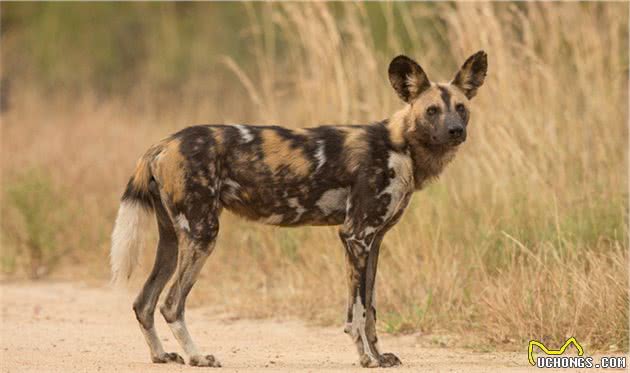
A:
[110, 201, 152, 286]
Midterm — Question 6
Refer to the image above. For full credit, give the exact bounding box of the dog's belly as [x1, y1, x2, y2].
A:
[220, 180, 350, 226]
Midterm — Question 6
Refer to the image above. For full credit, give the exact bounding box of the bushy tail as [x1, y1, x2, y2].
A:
[110, 155, 155, 286]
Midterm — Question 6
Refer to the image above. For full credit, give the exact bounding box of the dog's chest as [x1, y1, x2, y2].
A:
[375, 151, 414, 225]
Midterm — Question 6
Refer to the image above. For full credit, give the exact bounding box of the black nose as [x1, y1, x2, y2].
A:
[448, 126, 464, 138]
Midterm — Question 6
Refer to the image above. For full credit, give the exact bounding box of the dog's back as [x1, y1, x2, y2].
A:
[136, 122, 403, 227]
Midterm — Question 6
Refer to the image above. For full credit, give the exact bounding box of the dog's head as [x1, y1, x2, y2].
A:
[388, 51, 487, 148]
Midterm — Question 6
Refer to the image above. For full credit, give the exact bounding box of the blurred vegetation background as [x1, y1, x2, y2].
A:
[1, 2, 627, 352]
[1, 3, 443, 95]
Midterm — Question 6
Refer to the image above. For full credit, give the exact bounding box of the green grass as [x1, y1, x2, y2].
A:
[3, 169, 69, 278]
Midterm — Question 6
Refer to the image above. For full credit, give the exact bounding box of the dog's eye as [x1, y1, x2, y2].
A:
[426, 106, 439, 116]
[455, 103, 466, 115]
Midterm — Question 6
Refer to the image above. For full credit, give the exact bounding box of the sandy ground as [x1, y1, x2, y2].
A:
[0, 282, 625, 373]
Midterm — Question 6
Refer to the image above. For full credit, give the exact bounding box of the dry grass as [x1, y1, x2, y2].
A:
[1, 2, 627, 352]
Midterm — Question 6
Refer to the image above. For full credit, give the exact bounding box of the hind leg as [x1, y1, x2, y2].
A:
[160, 211, 221, 367]
[133, 198, 184, 364]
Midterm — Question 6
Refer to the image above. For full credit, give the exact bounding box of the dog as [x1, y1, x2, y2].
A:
[110, 51, 487, 368]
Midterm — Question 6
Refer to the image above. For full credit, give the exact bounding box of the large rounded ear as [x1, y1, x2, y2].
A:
[451, 51, 488, 99]
[388, 55, 431, 103]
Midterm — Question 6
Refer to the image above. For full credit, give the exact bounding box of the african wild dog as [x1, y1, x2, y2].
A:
[110, 51, 487, 368]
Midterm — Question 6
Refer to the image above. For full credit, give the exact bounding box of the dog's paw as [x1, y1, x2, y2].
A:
[359, 352, 402, 368]
[189, 354, 222, 367]
[378, 352, 402, 367]
[152, 352, 185, 364]
[360, 354, 380, 368]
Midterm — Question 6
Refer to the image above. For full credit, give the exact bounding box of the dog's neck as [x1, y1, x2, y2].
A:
[407, 143, 457, 189]
[386, 108, 458, 190]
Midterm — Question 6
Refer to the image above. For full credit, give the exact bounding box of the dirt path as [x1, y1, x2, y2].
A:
[0, 282, 622, 373]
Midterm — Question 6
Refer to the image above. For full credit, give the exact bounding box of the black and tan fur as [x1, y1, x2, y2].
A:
[110, 51, 488, 368]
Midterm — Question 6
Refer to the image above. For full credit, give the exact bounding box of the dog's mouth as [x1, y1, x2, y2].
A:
[429, 136, 466, 147]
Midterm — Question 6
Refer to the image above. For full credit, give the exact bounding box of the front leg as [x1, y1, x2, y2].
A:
[339, 228, 402, 368]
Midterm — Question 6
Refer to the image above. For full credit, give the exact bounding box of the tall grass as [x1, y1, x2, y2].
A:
[1, 2, 627, 351]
